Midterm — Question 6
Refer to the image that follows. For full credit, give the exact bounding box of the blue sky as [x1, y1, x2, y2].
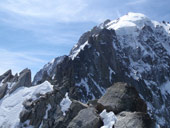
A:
[0, 0, 169, 77]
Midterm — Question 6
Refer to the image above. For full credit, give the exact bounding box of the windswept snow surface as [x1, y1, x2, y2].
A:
[0, 81, 53, 128]
[100, 109, 117, 128]
[60, 93, 72, 116]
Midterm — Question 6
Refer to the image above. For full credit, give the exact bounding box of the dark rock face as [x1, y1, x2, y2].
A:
[18, 68, 32, 87]
[97, 82, 147, 114]
[67, 107, 102, 128]
[115, 111, 156, 128]
[33, 28, 121, 102]
[0, 83, 8, 99]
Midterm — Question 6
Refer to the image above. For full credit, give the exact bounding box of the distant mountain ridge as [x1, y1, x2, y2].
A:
[0, 12, 170, 127]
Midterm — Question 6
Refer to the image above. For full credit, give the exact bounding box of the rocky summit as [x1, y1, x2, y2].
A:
[0, 12, 170, 128]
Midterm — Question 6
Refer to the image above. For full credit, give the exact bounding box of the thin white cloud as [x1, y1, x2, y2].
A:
[0, 0, 112, 46]
[126, 0, 147, 5]
[0, 48, 48, 75]
[0, 0, 116, 26]
[0, 0, 88, 24]
[0, 0, 87, 19]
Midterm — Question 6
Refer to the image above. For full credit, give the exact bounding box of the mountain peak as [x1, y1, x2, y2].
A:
[105, 12, 152, 36]
[104, 12, 170, 36]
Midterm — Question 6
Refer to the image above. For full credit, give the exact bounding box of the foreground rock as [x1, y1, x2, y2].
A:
[115, 111, 156, 128]
[97, 82, 147, 114]
[18, 82, 156, 128]
[67, 107, 102, 128]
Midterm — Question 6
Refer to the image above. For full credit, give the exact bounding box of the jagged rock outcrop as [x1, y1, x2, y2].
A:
[0, 70, 12, 82]
[0, 68, 31, 96]
[0, 70, 18, 84]
[0, 69, 31, 99]
[9, 68, 32, 94]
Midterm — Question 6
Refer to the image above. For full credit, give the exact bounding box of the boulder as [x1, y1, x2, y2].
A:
[9, 68, 32, 94]
[115, 111, 156, 128]
[67, 107, 102, 128]
[97, 82, 147, 114]
[0, 83, 8, 99]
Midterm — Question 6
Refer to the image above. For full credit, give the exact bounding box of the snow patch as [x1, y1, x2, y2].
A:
[108, 67, 115, 82]
[44, 104, 52, 119]
[45, 56, 65, 75]
[22, 120, 34, 128]
[0, 82, 3, 87]
[70, 41, 90, 60]
[96, 52, 100, 56]
[60, 93, 72, 116]
[90, 77, 105, 95]
[76, 78, 90, 94]
[100, 109, 117, 128]
[0, 81, 53, 128]
[7, 82, 16, 91]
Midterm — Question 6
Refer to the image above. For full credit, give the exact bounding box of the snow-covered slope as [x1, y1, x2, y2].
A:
[32, 12, 170, 127]
[0, 81, 53, 128]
